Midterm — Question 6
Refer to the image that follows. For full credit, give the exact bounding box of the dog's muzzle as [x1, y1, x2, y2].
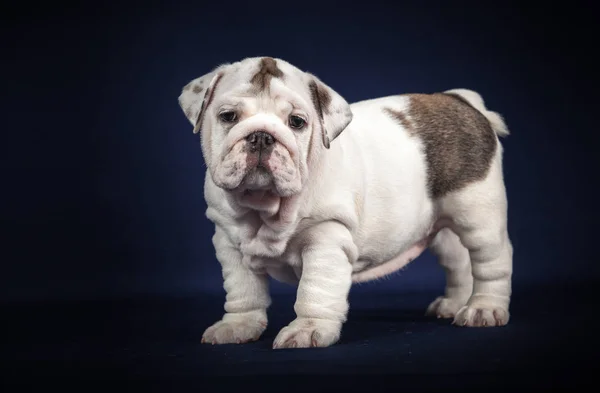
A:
[246, 131, 276, 154]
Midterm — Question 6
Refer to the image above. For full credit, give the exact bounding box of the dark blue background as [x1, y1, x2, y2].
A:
[2, 0, 597, 389]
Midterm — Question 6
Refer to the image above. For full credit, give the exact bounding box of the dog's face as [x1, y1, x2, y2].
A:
[178, 57, 353, 203]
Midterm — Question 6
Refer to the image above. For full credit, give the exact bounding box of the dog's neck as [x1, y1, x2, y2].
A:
[227, 191, 302, 258]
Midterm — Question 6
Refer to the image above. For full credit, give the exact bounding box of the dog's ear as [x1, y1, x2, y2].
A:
[307, 74, 353, 148]
[178, 65, 228, 134]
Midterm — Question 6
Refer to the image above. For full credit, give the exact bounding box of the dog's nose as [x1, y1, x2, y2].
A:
[246, 131, 275, 150]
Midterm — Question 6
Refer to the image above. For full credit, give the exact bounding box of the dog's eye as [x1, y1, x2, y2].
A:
[289, 115, 306, 129]
[219, 111, 237, 123]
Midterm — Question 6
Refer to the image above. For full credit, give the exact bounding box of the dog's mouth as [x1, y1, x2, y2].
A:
[236, 166, 278, 198]
[237, 167, 281, 209]
[241, 188, 276, 200]
[242, 166, 273, 189]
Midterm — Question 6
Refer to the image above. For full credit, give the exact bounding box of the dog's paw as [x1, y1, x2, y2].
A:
[201, 311, 267, 344]
[425, 296, 468, 319]
[273, 318, 341, 349]
[452, 305, 509, 327]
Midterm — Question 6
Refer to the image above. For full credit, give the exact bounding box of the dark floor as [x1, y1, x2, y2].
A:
[2, 281, 597, 391]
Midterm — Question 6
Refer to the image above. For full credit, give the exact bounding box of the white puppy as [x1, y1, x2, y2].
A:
[178, 57, 513, 349]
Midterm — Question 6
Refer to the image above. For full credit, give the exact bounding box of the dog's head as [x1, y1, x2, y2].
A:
[178, 57, 352, 203]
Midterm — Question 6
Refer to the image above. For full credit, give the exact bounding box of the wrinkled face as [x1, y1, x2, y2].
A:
[178, 57, 353, 204]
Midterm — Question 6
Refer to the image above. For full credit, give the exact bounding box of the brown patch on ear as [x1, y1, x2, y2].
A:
[385, 93, 497, 199]
[192, 85, 203, 94]
[309, 81, 332, 116]
[308, 80, 333, 148]
[193, 73, 224, 134]
[250, 57, 284, 92]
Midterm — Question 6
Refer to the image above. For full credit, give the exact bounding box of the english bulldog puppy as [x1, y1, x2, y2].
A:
[178, 57, 513, 349]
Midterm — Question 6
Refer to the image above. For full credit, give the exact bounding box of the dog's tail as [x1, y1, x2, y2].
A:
[444, 88, 510, 137]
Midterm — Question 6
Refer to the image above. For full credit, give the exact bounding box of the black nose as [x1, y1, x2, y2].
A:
[246, 131, 275, 150]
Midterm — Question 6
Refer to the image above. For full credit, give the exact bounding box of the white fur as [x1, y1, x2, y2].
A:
[179, 58, 513, 348]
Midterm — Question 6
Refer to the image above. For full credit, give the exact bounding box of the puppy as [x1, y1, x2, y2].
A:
[178, 57, 513, 349]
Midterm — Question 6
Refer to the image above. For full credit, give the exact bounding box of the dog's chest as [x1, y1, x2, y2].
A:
[234, 218, 302, 272]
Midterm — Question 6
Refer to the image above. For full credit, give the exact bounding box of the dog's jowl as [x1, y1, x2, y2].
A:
[178, 57, 513, 349]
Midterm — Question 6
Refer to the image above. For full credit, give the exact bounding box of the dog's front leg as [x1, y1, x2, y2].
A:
[202, 226, 271, 345]
[273, 222, 355, 349]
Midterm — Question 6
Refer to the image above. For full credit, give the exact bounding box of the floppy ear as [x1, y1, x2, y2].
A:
[307, 74, 353, 149]
[178, 66, 227, 134]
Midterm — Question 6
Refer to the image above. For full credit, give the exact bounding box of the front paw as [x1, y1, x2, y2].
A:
[426, 296, 469, 319]
[453, 305, 509, 327]
[273, 318, 342, 349]
[201, 310, 267, 344]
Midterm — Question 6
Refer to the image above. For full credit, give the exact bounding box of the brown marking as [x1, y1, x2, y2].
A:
[192, 85, 203, 94]
[384, 92, 497, 199]
[308, 80, 332, 116]
[194, 73, 223, 134]
[273, 149, 287, 165]
[250, 57, 284, 92]
[308, 80, 334, 148]
[384, 108, 412, 131]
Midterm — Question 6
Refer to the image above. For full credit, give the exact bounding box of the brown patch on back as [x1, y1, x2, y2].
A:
[384, 108, 412, 131]
[385, 93, 497, 199]
[443, 92, 473, 107]
[192, 85, 203, 94]
[250, 57, 284, 92]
